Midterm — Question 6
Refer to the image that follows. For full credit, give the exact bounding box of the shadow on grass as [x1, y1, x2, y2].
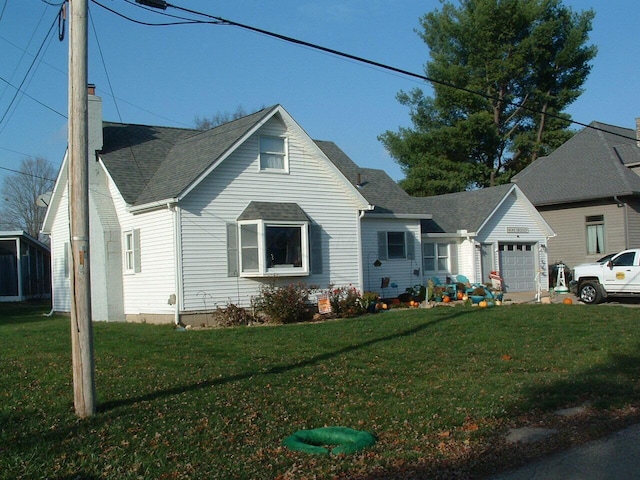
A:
[98, 307, 474, 412]
[349, 348, 640, 479]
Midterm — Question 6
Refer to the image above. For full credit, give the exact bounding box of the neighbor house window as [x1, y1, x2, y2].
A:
[239, 221, 308, 276]
[423, 242, 449, 273]
[586, 215, 605, 255]
[123, 229, 141, 274]
[259, 135, 287, 171]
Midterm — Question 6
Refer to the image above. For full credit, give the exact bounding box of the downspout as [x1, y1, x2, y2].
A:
[170, 203, 183, 326]
[613, 196, 629, 249]
[356, 209, 366, 292]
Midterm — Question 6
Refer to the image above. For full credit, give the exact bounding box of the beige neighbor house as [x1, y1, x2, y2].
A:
[512, 120, 640, 272]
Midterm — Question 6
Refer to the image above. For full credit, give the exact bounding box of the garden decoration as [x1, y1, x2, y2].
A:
[283, 427, 377, 455]
[554, 262, 569, 293]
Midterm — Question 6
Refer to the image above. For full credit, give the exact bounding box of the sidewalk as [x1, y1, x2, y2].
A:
[501, 290, 579, 305]
[489, 422, 640, 479]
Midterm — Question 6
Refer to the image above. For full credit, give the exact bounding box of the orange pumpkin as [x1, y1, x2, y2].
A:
[457, 292, 464, 300]
[562, 297, 573, 305]
[479, 300, 489, 308]
[443, 295, 451, 303]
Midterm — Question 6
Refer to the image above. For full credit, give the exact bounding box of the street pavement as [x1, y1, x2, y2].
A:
[489, 422, 640, 479]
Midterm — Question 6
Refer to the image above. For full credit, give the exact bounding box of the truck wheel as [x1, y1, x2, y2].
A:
[579, 281, 602, 304]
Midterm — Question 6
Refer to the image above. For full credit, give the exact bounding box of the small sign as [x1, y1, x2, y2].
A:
[317, 293, 332, 314]
[616, 272, 626, 280]
[506, 227, 529, 234]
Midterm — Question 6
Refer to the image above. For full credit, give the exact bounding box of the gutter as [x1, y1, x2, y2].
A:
[128, 198, 178, 214]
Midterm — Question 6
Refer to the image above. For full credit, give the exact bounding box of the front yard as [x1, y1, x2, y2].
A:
[2, 302, 640, 479]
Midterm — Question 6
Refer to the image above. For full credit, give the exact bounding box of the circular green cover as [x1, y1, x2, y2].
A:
[282, 427, 377, 455]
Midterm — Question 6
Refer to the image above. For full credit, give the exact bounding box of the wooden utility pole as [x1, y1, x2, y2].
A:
[68, 0, 95, 418]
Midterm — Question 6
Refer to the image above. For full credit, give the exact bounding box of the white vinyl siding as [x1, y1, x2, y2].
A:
[49, 184, 71, 312]
[179, 116, 365, 310]
[108, 178, 176, 317]
[362, 218, 421, 294]
[477, 188, 550, 288]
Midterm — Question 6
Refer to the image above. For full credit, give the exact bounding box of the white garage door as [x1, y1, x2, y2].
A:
[499, 243, 535, 292]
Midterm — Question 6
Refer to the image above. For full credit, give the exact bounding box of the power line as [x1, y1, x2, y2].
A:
[98, 0, 637, 145]
[0, 5, 64, 131]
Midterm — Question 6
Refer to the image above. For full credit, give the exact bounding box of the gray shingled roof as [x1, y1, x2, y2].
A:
[414, 184, 515, 233]
[237, 201, 309, 221]
[314, 140, 427, 216]
[100, 106, 278, 206]
[512, 122, 640, 206]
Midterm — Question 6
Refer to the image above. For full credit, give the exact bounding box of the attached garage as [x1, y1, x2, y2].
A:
[499, 243, 536, 292]
[417, 184, 555, 294]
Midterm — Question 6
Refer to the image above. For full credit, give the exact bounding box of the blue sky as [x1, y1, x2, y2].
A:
[0, 0, 638, 188]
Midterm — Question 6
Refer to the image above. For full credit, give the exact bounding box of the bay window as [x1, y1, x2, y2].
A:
[239, 220, 309, 276]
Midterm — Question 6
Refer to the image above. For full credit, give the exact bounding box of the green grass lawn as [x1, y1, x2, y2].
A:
[2, 301, 640, 479]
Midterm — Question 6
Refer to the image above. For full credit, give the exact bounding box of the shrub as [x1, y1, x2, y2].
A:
[254, 282, 313, 324]
[328, 285, 367, 318]
[220, 303, 257, 327]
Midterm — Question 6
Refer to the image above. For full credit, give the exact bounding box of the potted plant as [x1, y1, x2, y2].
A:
[469, 286, 486, 304]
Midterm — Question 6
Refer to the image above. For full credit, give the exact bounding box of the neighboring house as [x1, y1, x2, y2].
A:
[512, 120, 640, 270]
[0, 231, 51, 302]
[42, 90, 553, 323]
[413, 184, 555, 292]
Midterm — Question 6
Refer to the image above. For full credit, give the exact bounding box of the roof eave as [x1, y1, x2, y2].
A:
[128, 198, 179, 214]
[363, 212, 432, 220]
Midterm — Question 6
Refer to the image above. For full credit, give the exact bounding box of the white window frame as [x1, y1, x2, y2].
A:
[238, 220, 309, 277]
[422, 242, 450, 273]
[259, 135, 289, 173]
[124, 230, 135, 274]
[123, 229, 141, 274]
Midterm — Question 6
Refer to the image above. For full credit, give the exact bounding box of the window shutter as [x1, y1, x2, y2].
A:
[310, 224, 322, 275]
[133, 228, 142, 273]
[406, 232, 415, 260]
[377, 231, 388, 260]
[227, 223, 239, 277]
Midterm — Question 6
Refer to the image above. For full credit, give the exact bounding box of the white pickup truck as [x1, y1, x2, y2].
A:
[571, 249, 640, 304]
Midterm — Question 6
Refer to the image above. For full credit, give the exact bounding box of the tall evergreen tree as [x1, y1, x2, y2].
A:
[380, 0, 596, 196]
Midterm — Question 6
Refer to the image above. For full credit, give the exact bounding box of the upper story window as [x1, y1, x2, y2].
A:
[585, 215, 604, 255]
[260, 135, 288, 172]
